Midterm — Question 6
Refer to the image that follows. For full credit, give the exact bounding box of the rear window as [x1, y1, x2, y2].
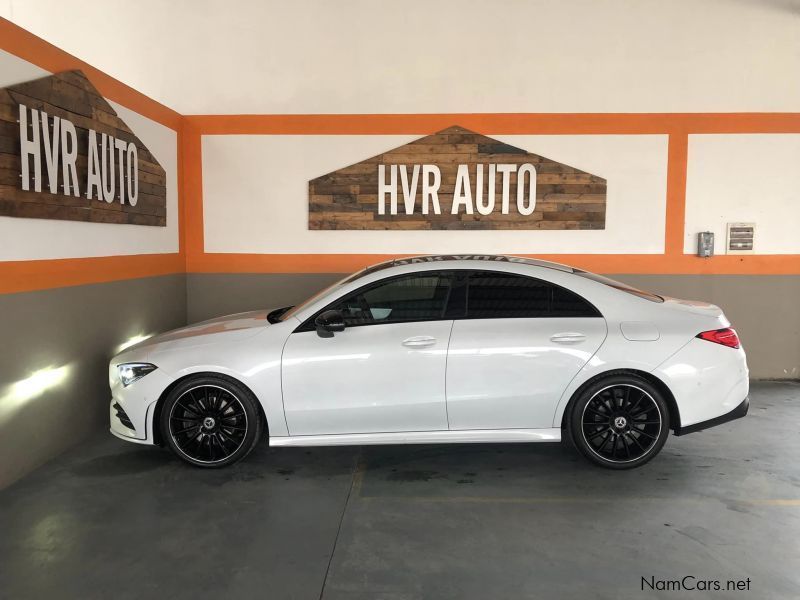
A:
[574, 271, 664, 303]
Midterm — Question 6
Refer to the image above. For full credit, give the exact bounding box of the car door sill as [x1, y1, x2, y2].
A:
[270, 428, 562, 447]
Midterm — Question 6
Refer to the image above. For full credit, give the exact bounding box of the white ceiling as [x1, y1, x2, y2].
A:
[2, 0, 799, 115]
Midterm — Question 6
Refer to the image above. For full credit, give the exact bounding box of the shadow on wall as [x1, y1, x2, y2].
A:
[0, 274, 187, 489]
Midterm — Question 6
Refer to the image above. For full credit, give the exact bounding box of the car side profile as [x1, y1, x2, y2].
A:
[109, 255, 749, 469]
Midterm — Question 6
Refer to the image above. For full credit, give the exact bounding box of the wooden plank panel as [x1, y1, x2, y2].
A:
[0, 70, 167, 227]
[309, 125, 607, 230]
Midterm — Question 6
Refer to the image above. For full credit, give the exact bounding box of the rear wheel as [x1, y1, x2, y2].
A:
[568, 375, 670, 469]
[160, 375, 263, 468]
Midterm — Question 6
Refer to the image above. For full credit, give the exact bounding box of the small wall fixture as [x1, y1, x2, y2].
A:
[726, 223, 755, 254]
[697, 231, 714, 258]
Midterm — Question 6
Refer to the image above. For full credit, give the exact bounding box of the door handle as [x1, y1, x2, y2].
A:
[402, 336, 437, 348]
[550, 332, 586, 344]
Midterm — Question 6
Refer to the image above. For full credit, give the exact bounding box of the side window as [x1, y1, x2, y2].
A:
[467, 272, 550, 318]
[329, 273, 453, 327]
[466, 272, 599, 318]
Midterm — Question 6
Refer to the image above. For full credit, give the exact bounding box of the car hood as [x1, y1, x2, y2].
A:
[114, 309, 272, 361]
[155, 310, 271, 342]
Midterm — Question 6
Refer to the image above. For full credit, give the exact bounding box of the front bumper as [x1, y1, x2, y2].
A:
[674, 396, 749, 436]
[109, 364, 173, 444]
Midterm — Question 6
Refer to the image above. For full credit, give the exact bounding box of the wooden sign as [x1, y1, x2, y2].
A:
[309, 126, 606, 230]
[0, 70, 166, 226]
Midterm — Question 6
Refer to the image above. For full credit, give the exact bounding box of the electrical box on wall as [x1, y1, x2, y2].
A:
[726, 223, 755, 254]
[697, 232, 714, 257]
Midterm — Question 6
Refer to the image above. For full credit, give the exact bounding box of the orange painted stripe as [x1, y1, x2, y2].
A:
[0, 18, 181, 131]
[665, 133, 689, 256]
[185, 113, 800, 136]
[181, 122, 205, 267]
[0, 254, 184, 294]
[186, 253, 800, 276]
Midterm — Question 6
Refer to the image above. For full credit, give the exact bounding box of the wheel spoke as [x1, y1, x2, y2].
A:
[221, 412, 245, 421]
[222, 425, 247, 432]
[627, 391, 645, 414]
[216, 433, 234, 456]
[219, 394, 236, 414]
[174, 424, 201, 435]
[175, 401, 200, 417]
[628, 432, 647, 452]
[587, 427, 610, 441]
[585, 406, 607, 418]
[597, 431, 613, 451]
[178, 429, 201, 449]
[171, 416, 199, 423]
[622, 434, 632, 459]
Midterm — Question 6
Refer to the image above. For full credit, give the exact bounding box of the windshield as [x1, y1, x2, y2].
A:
[574, 271, 664, 303]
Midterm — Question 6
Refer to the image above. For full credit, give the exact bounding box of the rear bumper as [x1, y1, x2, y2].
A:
[654, 337, 749, 430]
[674, 396, 749, 436]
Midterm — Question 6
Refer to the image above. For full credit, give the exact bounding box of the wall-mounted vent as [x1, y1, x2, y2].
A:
[726, 222, 755, 254]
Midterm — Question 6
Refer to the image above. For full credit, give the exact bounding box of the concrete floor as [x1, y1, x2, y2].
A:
[0, 381, 798, 600]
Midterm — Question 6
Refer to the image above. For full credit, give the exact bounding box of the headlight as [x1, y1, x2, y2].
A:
[117, 363, 157, 387]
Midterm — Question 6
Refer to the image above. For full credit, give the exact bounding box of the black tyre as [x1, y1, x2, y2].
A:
[160, 375, 264, 468]
[568, 374, 670, 469]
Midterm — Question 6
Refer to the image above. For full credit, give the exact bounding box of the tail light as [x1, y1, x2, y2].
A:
[697, 328, 740, 349]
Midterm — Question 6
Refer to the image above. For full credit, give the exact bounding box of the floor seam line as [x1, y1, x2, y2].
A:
[318, 448, 362, 600]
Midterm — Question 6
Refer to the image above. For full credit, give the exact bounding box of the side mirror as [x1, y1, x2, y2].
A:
[315, 310, 345, 338]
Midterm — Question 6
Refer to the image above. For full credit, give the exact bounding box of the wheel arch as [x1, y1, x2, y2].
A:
[151, 371, 269, 446]
[559, 369, 681, 433]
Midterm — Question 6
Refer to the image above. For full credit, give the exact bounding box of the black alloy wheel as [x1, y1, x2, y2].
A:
[161, 376, 263, 467]
[569, 375, 670, 469]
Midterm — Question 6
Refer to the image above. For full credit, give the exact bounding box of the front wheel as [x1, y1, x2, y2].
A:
[568, 375, 670, 469]
[160, 375, 263, 468]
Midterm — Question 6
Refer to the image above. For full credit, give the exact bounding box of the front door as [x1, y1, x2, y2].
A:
[281, 272, 455, 436]
[446, 271, 607, 430]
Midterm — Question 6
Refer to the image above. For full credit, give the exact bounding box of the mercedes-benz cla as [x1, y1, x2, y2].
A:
[109, 255, 749, 469]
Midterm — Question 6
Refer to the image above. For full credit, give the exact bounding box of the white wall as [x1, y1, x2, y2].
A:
[684, 134, 800, 255]
[0, 51, 179, 261]
[202, 133, 668, 255]
[3, 0, 800, 114]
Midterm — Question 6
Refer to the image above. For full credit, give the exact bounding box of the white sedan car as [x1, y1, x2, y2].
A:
[109, 255, 749, 469]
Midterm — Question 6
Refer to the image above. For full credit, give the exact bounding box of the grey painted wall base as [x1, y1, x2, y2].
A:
[187, 272, 800, 380]
[614, 274, 800, 380]
[0, 275, 186, 489]
[186, 272, 344, 323]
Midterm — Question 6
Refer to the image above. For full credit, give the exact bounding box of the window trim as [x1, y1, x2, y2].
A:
[294, 269, 462, 333]
[293, 268, 602, 333]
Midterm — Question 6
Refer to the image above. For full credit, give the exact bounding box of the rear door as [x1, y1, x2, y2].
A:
[446, 270, 607, 430]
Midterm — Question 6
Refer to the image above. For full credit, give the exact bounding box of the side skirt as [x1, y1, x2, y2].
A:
[269, 428, 562, 447]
